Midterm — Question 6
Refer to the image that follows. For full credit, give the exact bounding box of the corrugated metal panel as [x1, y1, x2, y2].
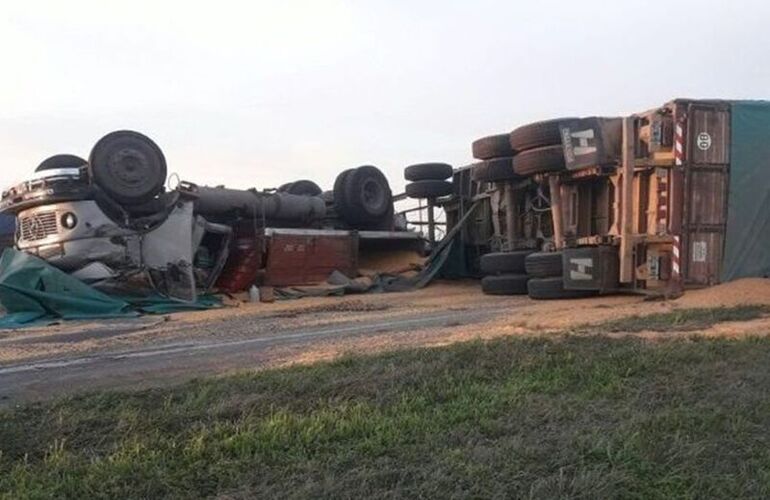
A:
[264, 233, 357, 286]
[682, 103, 730, 285]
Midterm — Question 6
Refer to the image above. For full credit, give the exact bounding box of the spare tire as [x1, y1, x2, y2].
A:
[89, 130, 167, 205]
[405, 180, 453, 199]
[36, 154, 88, 172]
[525, 252, 563, 278]
[278, 180, 322, 196]
[512, 145, 565, 176]
[481, 274, 529, 295]
[480, 250, 531, 275]
[472, 134, 515, 160]
[471, 158, 521, 183]
[527, 277, 597, 300]
[510, 118, 576, 152]
[404, 163, 453, 182]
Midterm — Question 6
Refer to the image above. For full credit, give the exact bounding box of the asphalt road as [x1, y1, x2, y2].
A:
[0, 302, 510, 407]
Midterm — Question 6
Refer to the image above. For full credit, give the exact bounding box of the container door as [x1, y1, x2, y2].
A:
[682, 103, 730, 285]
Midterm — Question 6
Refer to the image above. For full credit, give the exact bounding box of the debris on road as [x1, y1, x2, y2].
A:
[3, 98, 770, 327]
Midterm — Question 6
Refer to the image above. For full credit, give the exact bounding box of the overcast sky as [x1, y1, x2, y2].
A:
[2, 0, 769, 192]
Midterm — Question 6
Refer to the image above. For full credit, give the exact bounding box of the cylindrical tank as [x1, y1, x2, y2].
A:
[189, 185, 326, 222]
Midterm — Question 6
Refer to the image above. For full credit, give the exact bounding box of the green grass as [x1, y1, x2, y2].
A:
[585, 304, 769, 333]
[3, 334, 770, 499]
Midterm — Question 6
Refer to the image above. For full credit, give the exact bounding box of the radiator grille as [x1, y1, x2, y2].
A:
[19, 212, 58, 241]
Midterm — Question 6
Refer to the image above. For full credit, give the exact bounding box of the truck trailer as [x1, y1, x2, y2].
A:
[436, 99, 770, 298]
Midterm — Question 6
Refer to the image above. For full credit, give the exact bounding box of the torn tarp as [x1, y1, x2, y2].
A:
[0, 248, 222, 328]
[0, 248, 135, 328]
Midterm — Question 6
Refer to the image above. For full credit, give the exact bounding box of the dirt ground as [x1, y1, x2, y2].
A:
[2, 278, 770, 405]
[2, 278, 770, 367]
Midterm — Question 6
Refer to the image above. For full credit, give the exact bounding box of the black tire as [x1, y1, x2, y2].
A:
[364, 203, 395, 231]
[405, 180, 453, 199]
[482, 274, 529, 295]
[334, 165, 393, 227]
[36, 154, 88, 172]
[512, 145, 565, 176]
[404, 163, 453, 182]
[472, 134, 515, 160]
[480, 250, 531, 275]
[347, 165, 392, 219]
[278, 180, 322, 196]
[89, 130, 167, 205]
[471, 157, 522, 183]
[510, 118, 576, 152]
[525, 252, 563, 278]
[333, 168, 355, 218]
[527, 277, 597, 300]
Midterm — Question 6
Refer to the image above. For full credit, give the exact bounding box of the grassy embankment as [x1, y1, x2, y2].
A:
[1, 305, 769, 498]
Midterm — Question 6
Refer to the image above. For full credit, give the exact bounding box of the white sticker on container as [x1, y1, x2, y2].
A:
[692, 241, 708, 263]
[697, 132, 712, 151]
[569, 258, 594, 280]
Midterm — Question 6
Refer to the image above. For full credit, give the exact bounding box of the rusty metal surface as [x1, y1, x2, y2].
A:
[264, 233, 357, 286]
[688, 106, 730, 165]
[684, 231, 724, 285]
[215, 236, 264, 293]
[686, 169, 728, 226]
[681, 103, 731, 285]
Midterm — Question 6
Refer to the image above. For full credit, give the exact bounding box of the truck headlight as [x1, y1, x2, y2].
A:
[61, 212, 78, 229]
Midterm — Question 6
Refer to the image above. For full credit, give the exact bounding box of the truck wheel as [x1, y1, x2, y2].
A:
[404, 163, 453, 182]
[364, 203, 395, 231]
[347, 165, 392, 219]
[278, 180, 322, 196]
[342, 166, 393, 223]
[512, 145, 565, 176]
[471, 158, 522, 183]
[472, 134, 515, 160]
[480, 250, 531, 275]
[36, 154, 88, 172]
[510, 118, 576, 152]
[527, 277, 597, 300]
[405, 180, 453, 199]
[89, 130, 167, 205]
[525, 251, 563, 278]
[482, 274, 529, 295]
[333, 168, 356, 221]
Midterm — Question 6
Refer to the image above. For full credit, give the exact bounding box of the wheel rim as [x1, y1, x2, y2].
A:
[362, 178, 385, 212]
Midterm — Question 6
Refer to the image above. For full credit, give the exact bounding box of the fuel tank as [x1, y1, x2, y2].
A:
[181, 183, 326, 223]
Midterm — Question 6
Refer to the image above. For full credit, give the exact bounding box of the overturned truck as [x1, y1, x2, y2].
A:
[1, 131, 419, 302]
[440, 99, 770, 298]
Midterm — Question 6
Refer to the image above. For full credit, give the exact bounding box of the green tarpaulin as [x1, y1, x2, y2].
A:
[0, 249, 134, 328]
[723, 102, 770, 281]
[0, 248, 221, 328]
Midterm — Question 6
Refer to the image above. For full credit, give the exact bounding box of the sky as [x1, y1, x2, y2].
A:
[2, 0, 770, 193]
